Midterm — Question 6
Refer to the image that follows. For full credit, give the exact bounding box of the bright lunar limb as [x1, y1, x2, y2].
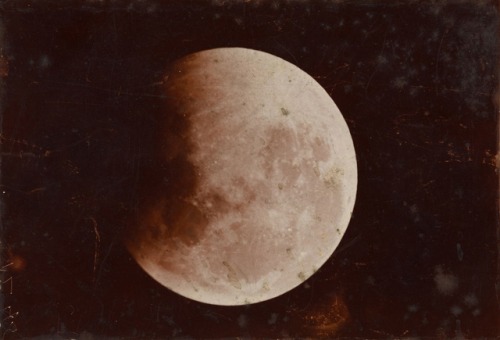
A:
[125, 47, 357, 305]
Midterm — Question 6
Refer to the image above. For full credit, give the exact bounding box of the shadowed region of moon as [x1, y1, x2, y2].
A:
[124, 47, 357, 305]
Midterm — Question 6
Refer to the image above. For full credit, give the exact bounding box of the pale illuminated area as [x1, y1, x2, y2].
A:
[124, 48, 357, 305]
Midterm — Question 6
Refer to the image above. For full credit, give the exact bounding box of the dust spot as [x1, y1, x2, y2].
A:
[281, 107, 290, 116]
[434, 266, 459, 296]
[450, 305, 462, 316]
[377, 55, 388, 65]
[410, 204, 418, 214]
[237, 314, 248, 327]
[366, 276, 375, 285]
[222, 261, 242, 289]
[268, 313, 278, 325]
[39, 55, 51, 69]
[6, 251, 26, 272]
[299, 293, 349, 337]
[297, 271, 306, 281]
[311, 164, 320, 177]
[463, 293, 478, 308]
[407, 304, 418, 313]
[456, 243, 464, 261]
[262, 281, 270, 291]
[0, 54, 8, 77]
[392, 76, 408, 89]
[278, 183, 284, 190]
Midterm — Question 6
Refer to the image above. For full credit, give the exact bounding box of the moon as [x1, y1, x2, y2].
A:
[125, 47, 357, 305]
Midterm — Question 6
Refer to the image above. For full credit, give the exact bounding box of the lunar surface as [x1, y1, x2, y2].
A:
[125, 47, 357, 305]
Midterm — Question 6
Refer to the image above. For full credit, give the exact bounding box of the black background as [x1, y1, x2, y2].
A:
[1, 0, 499, 338]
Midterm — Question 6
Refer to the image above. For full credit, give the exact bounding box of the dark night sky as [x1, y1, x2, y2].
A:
[1, 0, 499, 338]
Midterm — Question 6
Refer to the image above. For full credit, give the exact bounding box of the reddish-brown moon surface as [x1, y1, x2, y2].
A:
[125, 48, 357, 305]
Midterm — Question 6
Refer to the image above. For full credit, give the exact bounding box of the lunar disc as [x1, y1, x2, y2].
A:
[125, 47, 357, 305]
